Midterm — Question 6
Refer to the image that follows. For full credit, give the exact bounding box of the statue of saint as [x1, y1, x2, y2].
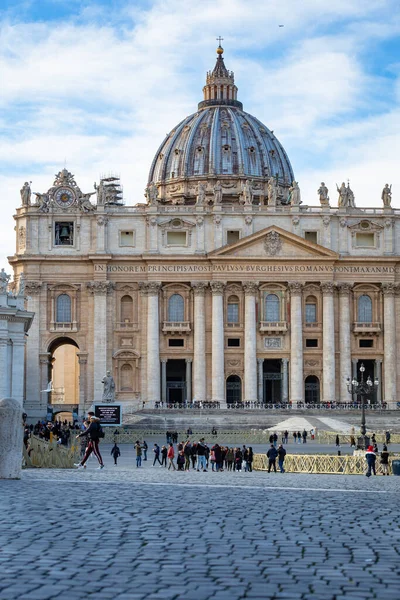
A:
[346, 182, 355, 208]
[146, 182, 159, 206]
[336, 182, 348, 207]
[213, 180, 222, 205]
[79, 192, 96, 212]
[382, 183, 392, 208]
[196, 183, 206, 206]
[102, 370, 115, 402]
[317, 182, 330, 206]
[17, 273, 25, 296]
[288, 181, 301, 205]
[267, 177, 278, 206]
[0, 268, 11, 293]
[241, 180, 253, 205]
[33, 192, 50, 213]
[20, 182, 31, 207]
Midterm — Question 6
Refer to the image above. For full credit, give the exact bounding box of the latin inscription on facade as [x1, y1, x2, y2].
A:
[94, 264, 397, 274]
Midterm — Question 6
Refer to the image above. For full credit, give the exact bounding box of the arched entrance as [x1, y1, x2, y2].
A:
[305, 375, 320, 404]
[48, 337, 80, 420]
[226, 375, 242, 404]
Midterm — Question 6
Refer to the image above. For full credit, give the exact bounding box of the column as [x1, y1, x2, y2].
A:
[87, 281, 114, 402]
[257, 358, 263, 402]
[375, 359, 382, 404]
[282, 358, 289, 403]
[146, 282, 162, 407]
[288, 282, 304, 404]
[0, 339, 8, 399]
[321, 282, 336, 403]
[338, 283, 353, 403]
[382, 283, 397, 408]
[77, 352, 88, 416]
[11, 336, 26, 405]
[192, 282, 207, 402]
[211, 281, 225, 404]
[25, 282, 42, 415]
[39, 352, 51, 413]
[186, 359, 192, 403]
[161, 359, 167, 404]
[243, 282, 258, 402]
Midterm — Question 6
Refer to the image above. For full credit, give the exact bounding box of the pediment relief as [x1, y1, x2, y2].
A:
[158, 217, 196, 230]
[209, 226, 338, 259]
[348, 219, 383, 232]
[113, 350, 140, 360]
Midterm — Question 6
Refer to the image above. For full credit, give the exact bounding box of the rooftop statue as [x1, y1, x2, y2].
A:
[102, 370, 115, 402]
[267, 177, 278, 206]
[33, 192, 50, 213]
[146, 182, 159, 206]
[0, 268, 11, 293]
[241, 179, 253, 205]
[17, 273, 25, 297]
[337, 181, 355, 208]
[196, 183, 206, 206]
[20, 182, 31, 207]
[317, 182, 330, 207]
[213, 180, 222, 205]
[382, 184, 392, 208]
[288, 181, 301, 205]
[79, 192, 96, 212]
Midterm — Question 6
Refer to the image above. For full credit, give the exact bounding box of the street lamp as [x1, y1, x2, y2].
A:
[347, 363, 379, 450]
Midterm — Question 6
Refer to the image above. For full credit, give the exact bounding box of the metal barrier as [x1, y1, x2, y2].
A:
[316, 431, 400, 444]
[253, 453, 398, 475]
[23, 436, 80, 469]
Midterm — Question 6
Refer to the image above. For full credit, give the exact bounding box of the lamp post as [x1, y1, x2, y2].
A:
[347, 363, 379, 450]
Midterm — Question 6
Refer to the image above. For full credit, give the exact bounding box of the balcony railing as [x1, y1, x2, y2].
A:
[304, 322, 321, 328]
[226, 322, 243, 328]
[353, 322, 381, 334]
[259, 321, 288, 333]
[49, 322, 78, 332]
[115, 321, 138, 330]
[162, 321, 191, 333]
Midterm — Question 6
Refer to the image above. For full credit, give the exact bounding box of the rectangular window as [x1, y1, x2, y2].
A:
[305, 339, 318, 348]
[356, 233, 375, 247]
[304, 231, 318, 244]
[227, 303, 239, 324]
[55, 222, 74, 246]
[305, 304, 317, 323]
[168, 338, 184, 347]
[119, 231, 135, 247]
[226, 230, 240, 245]
[227, 338, 240, 347]
[359, 339, 374, 348]
[167, 231, 187, 246]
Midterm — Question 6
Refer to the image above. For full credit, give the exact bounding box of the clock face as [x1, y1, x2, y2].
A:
[55, 186, 76, 208]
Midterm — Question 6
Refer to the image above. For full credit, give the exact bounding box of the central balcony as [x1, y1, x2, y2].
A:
[162, 321, 191, 334]
[353, 322, 382, 335]
[259, 321, 288, 334]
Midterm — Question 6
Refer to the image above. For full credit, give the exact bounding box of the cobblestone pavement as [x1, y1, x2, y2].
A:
[1, 467, 399, 600]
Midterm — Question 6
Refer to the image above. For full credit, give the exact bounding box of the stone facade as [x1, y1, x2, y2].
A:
[9, 47, 400, 417]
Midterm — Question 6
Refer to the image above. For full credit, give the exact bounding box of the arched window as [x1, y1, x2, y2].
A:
[120, 364, 133, 391]
[121, 295, 133, 323]
[227, 295, 239, 324]
[358, 295, 372, 322]
[265, 294, 280, 322]
[168, 294, 184, 321]
[305, 296, 317, 323]
[56, 294, 71, 323]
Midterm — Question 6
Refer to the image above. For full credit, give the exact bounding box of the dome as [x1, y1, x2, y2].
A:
[147, 47, 295, 205]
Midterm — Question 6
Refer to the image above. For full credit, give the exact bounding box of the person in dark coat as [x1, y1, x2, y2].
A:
[277, 444, 286, 473]
[153, 443, 162, 466]
[160, 445, 168, 468]
[380, 444, 390, 476]
[365, 445, 377, 477]
[110, 443, 121, 465]
[267, 444, 278, 472]
[247, 447, 254, 472]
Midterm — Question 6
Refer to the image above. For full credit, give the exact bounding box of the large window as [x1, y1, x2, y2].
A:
[56, 294, 71, 323]
[358, 295, 372, 322]
[121, 295, 133, 323]
[227, 295, 239, 324]
[305, 296, 317, 323]
[265, 294, 280, 322]
[168, 294, 184, 321]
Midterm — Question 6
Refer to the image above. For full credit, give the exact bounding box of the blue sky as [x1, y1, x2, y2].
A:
[1, 0, 400, 269]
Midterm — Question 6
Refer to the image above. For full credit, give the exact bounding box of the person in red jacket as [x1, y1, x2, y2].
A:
[167, 443, 176, 470]
[74, 416, 104, 470]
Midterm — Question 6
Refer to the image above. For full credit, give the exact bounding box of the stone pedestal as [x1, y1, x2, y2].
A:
[0, 398, 23, 479]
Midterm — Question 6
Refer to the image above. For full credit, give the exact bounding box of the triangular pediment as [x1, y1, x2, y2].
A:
[208, 225, 338, 259]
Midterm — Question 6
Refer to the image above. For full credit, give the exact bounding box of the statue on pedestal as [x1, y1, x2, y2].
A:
[20, 182, 31, 207]
[337, 181, 355, 208]
[267, 177, 278, 206]
[317, 182, 330, 206]
[241, 180, 253, 205]
[196, 183, 206, 206]
[146, 182, 159, 206]
[17, 273, 25, 296]
[0, 269, 11, 293]
[213, 180, 222, 205]
[382, 184, 392, 208]
[102, 371, 115, 402]
[288, 181, 301, 205]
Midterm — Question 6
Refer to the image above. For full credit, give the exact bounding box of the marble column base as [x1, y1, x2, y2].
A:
[0, 398, 23, 479]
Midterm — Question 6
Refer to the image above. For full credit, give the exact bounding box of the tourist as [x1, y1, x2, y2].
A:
[284, 430, 289, 444]
[350, 434, 356, 448]
[190, 443, 197, 469]
[184, 441, 192, 470]
[273, 433, 278, 447]
[373, 442, 379, 454]
[110, 443, 121, 465]
[74, 415, 104, 470]
[153, 443, 162, 466]
[293, 431, 297, 444]
[234, 447, 243, 471]
[177, 450, 185, 471]
[142, 440, 148, 461]
[297, 431, 302, 444]
[135, 441, 142, 468]
[385, 431, 391, 445]
[310, 428, 315, 440]
[365, 445, 377, 477]
[161, 445, 167, 467]
[380, 444, 390, 476]
[277, 444, 286, 473]
[267, 444, 278, 472]
[335, 435, 340, 447]
[196, 438, 207, 472]
[167, 442, 176, 470]
[226, 447, 234, 471]
[302, 430, 307, 444]
[210, 447, 216, 471]
[247, 447, 254, 472]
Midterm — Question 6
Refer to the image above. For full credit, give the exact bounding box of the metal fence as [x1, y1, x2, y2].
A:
[23, 436, 80, 469]
[253, 453, 398, 475]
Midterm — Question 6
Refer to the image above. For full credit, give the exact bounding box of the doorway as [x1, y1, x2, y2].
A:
[226, 375, 242, 404]
[263, 359, 282, 403]
[166, 359, 186, 404]
[48, 337, 80, 411]
[305, 375, 320, 404]
[355, 359, 377, 403]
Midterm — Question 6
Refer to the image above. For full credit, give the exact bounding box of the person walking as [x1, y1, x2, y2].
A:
[335, 435, 340, 447]
[142, 440, 148, 461]
[167, 442, 176, 470]
[110, 443, 121, 465]
[277, 444, 286, 473]
[152, 443, 162, 466]
[385, 431, 391, 445]
[161, 445, 168, 468]
[135, 441, 142, 468]
[272, 433, 278, 447]
[75, 416, 104, 470]
[196, 438, 207, 472]
[302, 430, 307, 444]
[284, 430, 289, 444]
[380, 444, 390, 475]
[267, 444, 278, 473]
[184, 441, 192, 471]
[365, 445, 377, 477]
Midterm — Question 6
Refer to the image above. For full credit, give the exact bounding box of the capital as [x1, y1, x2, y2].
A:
[243, 281, 259, 296]
[96, 215, 109, 226]
[191, 281, 208, 296]
[337, 282, 353, 296]
[25, 281, 42, 296]
[146, 282, 162, 297]
[87, 281, 115, 295]
[320, 281, 335, 295]
[210, 281, 225, 295]
[287, 281, 303, 296]
[382, 282, 397, 297]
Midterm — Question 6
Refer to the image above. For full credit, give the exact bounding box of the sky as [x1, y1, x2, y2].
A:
[1, 0, 400, 270]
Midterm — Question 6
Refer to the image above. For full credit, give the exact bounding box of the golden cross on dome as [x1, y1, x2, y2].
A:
[216, 36, 224, 46]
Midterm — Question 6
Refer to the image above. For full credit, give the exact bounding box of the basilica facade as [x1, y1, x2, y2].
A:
[10, 46, 400, 419]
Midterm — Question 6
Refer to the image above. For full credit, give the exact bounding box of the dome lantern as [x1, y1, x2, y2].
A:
[199, 44, 242, 110]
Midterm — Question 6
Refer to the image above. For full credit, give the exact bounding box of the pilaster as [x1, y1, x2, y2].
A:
[288, 282, 303, 404]
[321, 281, 336, 403]
[210, 281, 225, 404]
